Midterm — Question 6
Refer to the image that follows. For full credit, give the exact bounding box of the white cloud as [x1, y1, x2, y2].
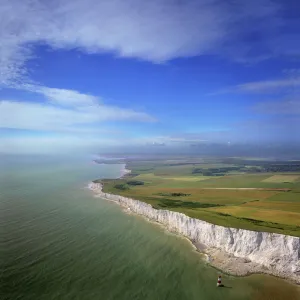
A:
[237, 77, 300, 93]
[209, 76, 300, 95]
[138, 135, 209, 145]
[0, 99, 155, 131]
[32, 86, 98, 107]
[0, 0, 288, 85]
[0, 85, 156, 132]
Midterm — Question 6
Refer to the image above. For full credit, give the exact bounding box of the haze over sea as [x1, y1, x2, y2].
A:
[1, 155, 299, 300]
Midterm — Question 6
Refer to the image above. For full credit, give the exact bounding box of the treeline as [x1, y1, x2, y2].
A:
[127, 180, 144, 185]
[156, 192, 191, 197]
[114, 180, 145, 191]
[256, 164, 300, 172]
[192, 164, 300, 176]
[221, 158, 300, 166]
[155, 199, 220, 209]
[114, 183, 130, 190]
[241, 164, 300, 173]
[192, 167, 241, 176]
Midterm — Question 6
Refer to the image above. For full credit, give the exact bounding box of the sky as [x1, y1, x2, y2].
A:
[0, 0, 300, 155]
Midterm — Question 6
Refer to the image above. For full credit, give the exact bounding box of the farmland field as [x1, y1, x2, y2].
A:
[98, 157, 300, 236]
[262, 175, 299, 183]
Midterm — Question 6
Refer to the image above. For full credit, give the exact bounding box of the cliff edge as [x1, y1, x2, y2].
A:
[88, 182, 300, 284]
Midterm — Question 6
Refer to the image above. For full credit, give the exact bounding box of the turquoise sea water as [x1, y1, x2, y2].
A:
[1, 155, 299, 300]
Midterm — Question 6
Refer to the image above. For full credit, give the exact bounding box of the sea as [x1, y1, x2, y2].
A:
[1, 154, 299, 300]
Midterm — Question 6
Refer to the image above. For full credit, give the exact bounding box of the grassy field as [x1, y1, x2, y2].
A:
[99, 158, 300, 236]
[262, 175, 299, 183]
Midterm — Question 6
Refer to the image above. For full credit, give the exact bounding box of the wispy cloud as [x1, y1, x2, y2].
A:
[142, 135, 209, 145]
[29, 85, 98, 107]
[0, 84, 156, 133]
[209, 76, 300, 95]
[1, 0, 297, 85]
[237, 78, 300, 93]
[0, 99, 155, 130]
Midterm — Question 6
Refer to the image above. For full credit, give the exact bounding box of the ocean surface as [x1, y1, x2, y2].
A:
[1, 154, 299, 300]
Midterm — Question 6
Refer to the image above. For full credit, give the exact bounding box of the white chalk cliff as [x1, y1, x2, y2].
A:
[88, 182, 300, 283]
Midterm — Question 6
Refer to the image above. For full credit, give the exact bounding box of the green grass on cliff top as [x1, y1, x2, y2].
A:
[97, 159, 300, 237]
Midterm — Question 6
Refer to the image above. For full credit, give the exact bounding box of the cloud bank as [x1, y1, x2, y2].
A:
[1, 0, 299, 154]
[0, 85, 156, 133]
[1, 0, 298, 85]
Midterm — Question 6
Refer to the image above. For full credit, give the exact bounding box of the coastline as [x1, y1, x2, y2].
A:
[88, 167, 299, 285]
[118, 164, 131, 178]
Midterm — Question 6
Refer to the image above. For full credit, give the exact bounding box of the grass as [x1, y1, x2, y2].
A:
[262, 175, 300, 183]
[158, 176, 212, 181]
[134, 173, 214, 182]
[169, 208, 300, 236]
[267, 191, 300, 202]
[242, 200, 300, 212]
[188, 174, 294, 188]
[99, 158, 300, 237]
[207, 206, 300, 226]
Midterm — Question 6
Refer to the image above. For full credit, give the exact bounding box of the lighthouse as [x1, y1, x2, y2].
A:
[217, 275, 222, 287]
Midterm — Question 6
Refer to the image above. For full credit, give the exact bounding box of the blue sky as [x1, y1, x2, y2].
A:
[0, 0, 299, 154]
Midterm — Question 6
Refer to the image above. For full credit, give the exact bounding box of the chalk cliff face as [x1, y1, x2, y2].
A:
[88, 182, 299, 282]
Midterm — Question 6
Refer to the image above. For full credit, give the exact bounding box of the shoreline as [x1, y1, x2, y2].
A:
[88, 167, 299, 285]
[119, 164, 131, 178]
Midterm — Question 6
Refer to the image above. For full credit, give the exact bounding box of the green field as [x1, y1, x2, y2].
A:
[98, 157, 300, 236]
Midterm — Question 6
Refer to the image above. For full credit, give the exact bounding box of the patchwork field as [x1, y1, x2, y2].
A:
[262, 175, 299, 183]
[99, 157, 300, 236]
[207, 206, 300, 226]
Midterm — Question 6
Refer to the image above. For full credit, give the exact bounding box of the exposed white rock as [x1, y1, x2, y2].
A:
[88, 182, 300, 283]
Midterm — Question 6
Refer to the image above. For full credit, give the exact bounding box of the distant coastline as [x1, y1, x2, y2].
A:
[119, 164, 131, 178]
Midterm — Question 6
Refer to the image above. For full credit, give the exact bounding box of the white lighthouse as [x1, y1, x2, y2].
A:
[217, 275, 222, 287]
